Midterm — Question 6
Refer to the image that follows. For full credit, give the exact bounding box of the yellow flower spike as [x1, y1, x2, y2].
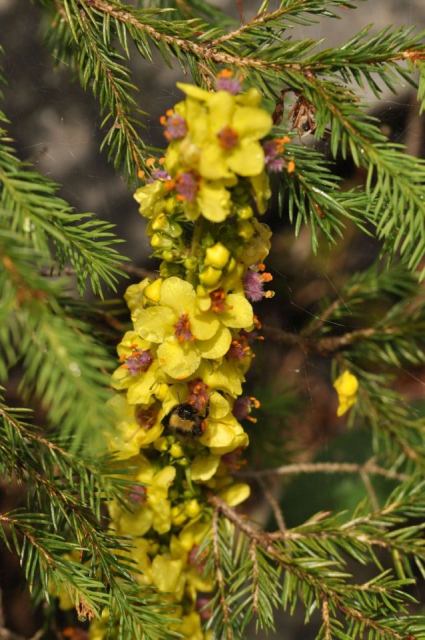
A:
[143, 278, 163, 304]
[219, 482, 251, 507]
[204, 242, 230, 269]
[199, 266, 222, 287]
[333, 370, 359, 417]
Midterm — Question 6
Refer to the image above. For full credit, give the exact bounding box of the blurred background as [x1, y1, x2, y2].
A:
[1, 1, 425, 638]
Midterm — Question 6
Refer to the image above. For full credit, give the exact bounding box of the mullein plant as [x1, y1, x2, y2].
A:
[94, 73, 294, 640]
[6, 2, 425, 640]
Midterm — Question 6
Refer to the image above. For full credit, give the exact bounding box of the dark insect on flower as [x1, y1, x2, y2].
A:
[162, 402, 209, 438]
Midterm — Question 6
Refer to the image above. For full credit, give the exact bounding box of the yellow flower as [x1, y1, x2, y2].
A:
[219, 482, 250, 506]
[200, 410, 248, 455]
[151, 554, 185, 600]
[174, 84, 273, 182]
[134, 180, 168, 219]
[159, 84, 273, 222]
[239, 217, 272, 266]
[134, 277, 253, 380]
[333, 370, 359, 417]
[110, 456, 176, 536]
[107, 395, 164, 458]
[124, 278, 151, 323]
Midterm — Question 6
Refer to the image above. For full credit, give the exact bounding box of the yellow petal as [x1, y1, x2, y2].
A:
[135, 306, 176, 342]
[201, 359, 243, 397]
[219, 482, 251, 506]
[160, 277, 196, 315]
[208, 90, 236, 132]
[176, 82, 211, 102]
[190, 454, 221, 482]
[200, 413, 249, 454]
[151, 555, 184, 594]
[197, 180, 232, 222]
[198, 144, 231, 181]
[157, 340, 201, 379]
[227, 139, 265, 177]
[209, 391, 230, 418]
[220, 293, 254, 328]
[126, 364, 159, 405]
[333, 370, 359, 417]
[134, 181, 167, 219]
[233, 106, 273, 140]
[124, 279, 150, 321]
[190, 309, 220, 340]
[197, 325, 232, 359]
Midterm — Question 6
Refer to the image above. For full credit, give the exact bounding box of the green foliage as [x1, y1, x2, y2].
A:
[2, 1, 425, 640]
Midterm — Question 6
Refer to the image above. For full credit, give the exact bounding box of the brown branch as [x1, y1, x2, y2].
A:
[262, 323, 396, 354]
[257, 477, 286, 533]
[209, 496, 407, 640]
[240, 458, 409, 482]
[75, 0, 424, 79]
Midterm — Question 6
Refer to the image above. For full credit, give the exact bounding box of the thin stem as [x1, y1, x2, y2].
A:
[240, 458, 408, 482]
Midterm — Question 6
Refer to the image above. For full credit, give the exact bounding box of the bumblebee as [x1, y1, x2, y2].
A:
[162, 402, 209, 439]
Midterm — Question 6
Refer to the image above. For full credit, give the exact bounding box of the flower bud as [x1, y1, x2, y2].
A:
[204, 243, 230, 269]
[143, 278, 162, 303]
[154, 436, 169, 452]
[184, 499, 201, 518]
[238, 205, 254, 220]
[237, 220, 254, 240]
[151, 232, 173, 249]
[168, 221, 183, 238]
[151, 212, 169, 231]
[165, 197, 176, 213]
[184, 257, 198, 271]
[155, 383, 169, 401]
[161, 250, 180, 261]
[170, 443, 185, 459]
[171, 505, 187, 526]
[199, 266, 222, 286]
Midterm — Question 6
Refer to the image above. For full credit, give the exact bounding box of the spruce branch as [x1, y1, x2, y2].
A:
[0, 238, 115, 443]
[0, 110, 126, 298]
[209, 490, 425, 639]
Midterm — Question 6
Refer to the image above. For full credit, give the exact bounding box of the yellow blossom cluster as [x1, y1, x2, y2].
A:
[88, 72, 286, 640]
[133, 74, 294, 294]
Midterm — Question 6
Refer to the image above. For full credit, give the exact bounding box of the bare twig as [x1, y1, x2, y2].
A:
[262, 324, 395, 355]
[240, 458, 408, 482]
[257, 477, 286, 533]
